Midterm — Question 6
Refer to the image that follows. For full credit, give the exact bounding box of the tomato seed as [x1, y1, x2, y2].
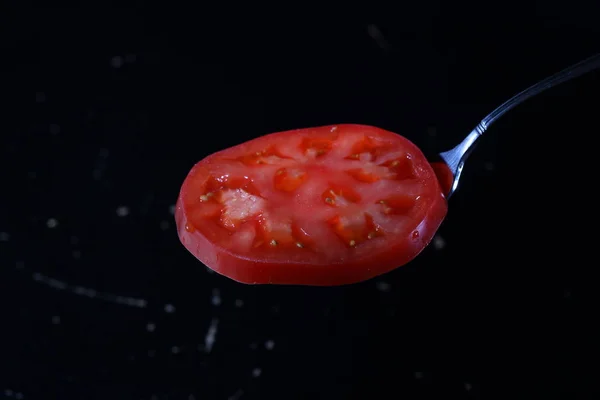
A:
[296, 242, 304, 248]
[269, 239, 278, 246]
[325, 197, 334, 205]
[185, 223, 195, 233]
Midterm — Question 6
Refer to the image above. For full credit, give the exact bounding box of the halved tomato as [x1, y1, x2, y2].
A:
[175, 124, 448, 286]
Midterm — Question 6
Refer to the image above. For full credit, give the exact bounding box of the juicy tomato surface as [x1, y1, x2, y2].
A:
[175, 124, 448, 286]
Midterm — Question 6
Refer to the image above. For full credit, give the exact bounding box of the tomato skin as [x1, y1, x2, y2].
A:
[175, 194, 447, 285]
[431, 161, 453, 197]
[175, 124, 448, 286]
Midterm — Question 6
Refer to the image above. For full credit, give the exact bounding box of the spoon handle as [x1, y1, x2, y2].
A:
[481, 52, 600, 130]
[440, 52, 600, 197]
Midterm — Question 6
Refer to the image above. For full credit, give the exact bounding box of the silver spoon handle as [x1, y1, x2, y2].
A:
[481, 52, 600, 131]
[440, 52, 600, 197]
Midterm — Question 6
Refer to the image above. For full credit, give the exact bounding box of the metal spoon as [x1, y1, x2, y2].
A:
[439, 52, 600, 198]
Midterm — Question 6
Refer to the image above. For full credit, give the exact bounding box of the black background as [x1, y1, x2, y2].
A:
[2, 3, 600, 399]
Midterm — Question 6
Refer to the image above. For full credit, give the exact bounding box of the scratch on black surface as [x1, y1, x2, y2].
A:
[367, 24, 390, 51]
[228, 389, 244, 400]
[3, 389, 24, 399]
[27, 269, 148, 308]
[204, 318, 219, 353]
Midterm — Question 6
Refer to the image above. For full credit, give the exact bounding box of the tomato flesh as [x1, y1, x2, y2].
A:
[175, 124, 448, 286]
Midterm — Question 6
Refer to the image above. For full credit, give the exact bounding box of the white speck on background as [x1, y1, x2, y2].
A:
[15, 392, 24, 399]
[234, 299, 244, 307]
[169, 204, 176, 215]
[465, 383, 472, 391]
[160, 220, 169, 230]
[4, 389, 13, 397]
[204, 318, 218, 353]
[252, 368, 262, 378]
[116, 206, 129, 217]
[0, 232, 9, 242]
[147, 350, 156, 357]
[111, 56, 124, 68]
[376, 281, 391, 292]
[46, 218, 58, 228]
[49, 123, 60, 135]
[36, 91, 46, 102]
[52, 315, 60, 324]
[484, 162, 494, 171]
[211, 289, 221, 306]
[171, 346, 180, 354]
[188, 395, 196, 400]
[146, 323, 156, 332]
[72, 250, 81, 259]
[164, 304, 176, 313]
[433, 235, 446, 250]
[28, 171, 37, 179]
[415, 372, 424, 379]
[265, 340, 275, 350]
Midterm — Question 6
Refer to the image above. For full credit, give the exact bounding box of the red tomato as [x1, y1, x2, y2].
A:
[175, 124, 448, 286]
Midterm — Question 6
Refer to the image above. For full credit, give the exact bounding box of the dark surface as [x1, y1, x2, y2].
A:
[2, 5, 600, 399]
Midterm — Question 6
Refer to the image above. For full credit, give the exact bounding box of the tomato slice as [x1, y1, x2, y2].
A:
[175, 124, 448, 286]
